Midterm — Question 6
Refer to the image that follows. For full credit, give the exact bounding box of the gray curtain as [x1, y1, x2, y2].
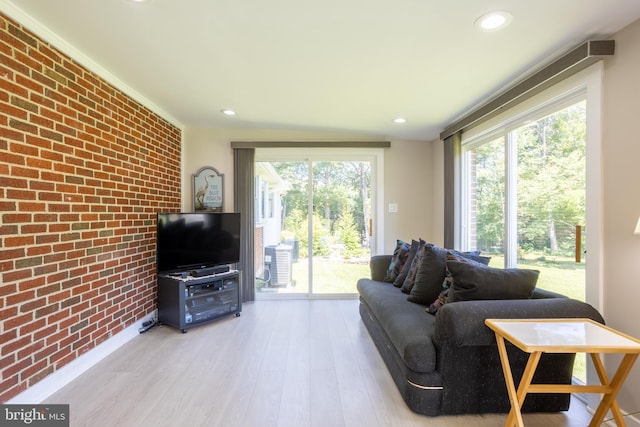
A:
[233, 148, 255, 302]
[443, 132, 461, 249]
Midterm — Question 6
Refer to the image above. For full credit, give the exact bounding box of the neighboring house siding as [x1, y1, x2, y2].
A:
[0, 13, 182, 401]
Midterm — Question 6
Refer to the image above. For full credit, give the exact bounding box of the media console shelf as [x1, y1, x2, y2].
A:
[157, 270, 241, 333]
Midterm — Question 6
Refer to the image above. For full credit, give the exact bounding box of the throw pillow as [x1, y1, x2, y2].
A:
[427, 288, 449, 314]
[407, 244, 448, 305]
[400, 240, 426, 294]
[408, 245, 491, 305]
[384, 240, 410, 282]
[427, 251, 491, 314]
[393, 239, 422, 287]
[448, 250, 491, 265]
[442, 251, 491, 289]
[447, 261, 539, 302]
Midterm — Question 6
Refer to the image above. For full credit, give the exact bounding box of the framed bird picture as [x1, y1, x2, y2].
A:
[193, 166, 224, 212]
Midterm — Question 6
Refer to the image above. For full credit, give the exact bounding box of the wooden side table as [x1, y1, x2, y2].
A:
[485, 318, 640, 427]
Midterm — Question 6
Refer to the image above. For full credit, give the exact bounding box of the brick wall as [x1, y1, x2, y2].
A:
[0, 13, 182, 402]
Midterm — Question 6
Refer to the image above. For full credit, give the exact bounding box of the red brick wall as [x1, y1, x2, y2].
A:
[0, 13, 182, 401]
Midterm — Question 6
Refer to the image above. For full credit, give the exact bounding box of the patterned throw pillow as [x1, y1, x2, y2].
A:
[384, 240, 411, 282]
[401, 241, 427, 294]
[393, 239, 423, 287]
[427, 288, 449, 314]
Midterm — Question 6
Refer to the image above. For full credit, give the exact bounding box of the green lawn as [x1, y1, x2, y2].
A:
[277, 253, 586, 300]
[291, 257, 369, 294]
[487, 254, 585, 301]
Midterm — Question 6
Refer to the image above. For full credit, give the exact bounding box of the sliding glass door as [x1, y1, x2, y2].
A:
[461, 98, 588, 381]
[254, 150, 379, 298]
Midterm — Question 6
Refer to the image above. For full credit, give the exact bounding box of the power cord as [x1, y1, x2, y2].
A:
[138, 318, 158, 333]
[601, 410, 640, 425]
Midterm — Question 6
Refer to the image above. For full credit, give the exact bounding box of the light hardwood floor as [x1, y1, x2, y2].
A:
[44, 299, 596, 426]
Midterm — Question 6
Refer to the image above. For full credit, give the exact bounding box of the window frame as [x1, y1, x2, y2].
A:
[454, 63, 603, 403]
[460, 92, 588, 267]
[456, 64, 602, 306]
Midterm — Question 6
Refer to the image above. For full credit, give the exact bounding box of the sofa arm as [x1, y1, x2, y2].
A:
[370, 255, 392, 282]
[433, 298, 604, 348]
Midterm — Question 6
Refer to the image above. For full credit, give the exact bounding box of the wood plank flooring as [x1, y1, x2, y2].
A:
[44, 299, 595, 427]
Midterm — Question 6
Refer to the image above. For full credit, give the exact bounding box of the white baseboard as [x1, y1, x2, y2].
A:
[7, 313, 156, 404]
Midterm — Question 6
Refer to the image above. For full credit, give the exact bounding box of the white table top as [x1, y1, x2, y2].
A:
[485, 318, 640, 354]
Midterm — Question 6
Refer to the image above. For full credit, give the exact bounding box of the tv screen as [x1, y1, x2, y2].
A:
[156, 212, 241, 274]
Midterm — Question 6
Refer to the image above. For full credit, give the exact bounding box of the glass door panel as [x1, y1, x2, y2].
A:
[254, 158, 372, 297]
[463, 98, 590, 385]
[255, 161, 309, 296]
[514, 101, 587, 381]
[514, 101, 586, 299]
[311, 161, 371, 294]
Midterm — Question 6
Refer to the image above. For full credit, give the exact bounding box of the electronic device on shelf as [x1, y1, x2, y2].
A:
[191, 264, 229, 277]
[156, 212, 240, 276]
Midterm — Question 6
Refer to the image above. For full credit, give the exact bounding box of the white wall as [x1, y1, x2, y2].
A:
[182, 128, 440, 254]
[382, 138, 442, 248]
[602, 17, 640, 420]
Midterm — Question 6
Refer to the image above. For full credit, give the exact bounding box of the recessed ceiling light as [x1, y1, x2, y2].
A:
[393, 117, 407, 124]
[221, 109, 236, 116]
[475, 11, 513, 32]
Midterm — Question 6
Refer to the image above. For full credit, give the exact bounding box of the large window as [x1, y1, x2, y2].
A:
[461, 98, 587, 302]
[459, 76, 601, 385]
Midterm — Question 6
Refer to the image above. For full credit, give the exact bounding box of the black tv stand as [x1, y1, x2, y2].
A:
[191, 265, 230, 277]
[157, 270, 241, 333]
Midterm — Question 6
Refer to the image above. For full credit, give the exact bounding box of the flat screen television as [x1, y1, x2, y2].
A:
[156, 212, 241, 274]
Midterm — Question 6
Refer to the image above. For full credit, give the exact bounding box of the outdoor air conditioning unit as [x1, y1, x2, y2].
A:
[265, 244, 292, 287]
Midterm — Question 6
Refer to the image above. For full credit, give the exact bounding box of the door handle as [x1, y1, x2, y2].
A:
[575, 225, 582, 263]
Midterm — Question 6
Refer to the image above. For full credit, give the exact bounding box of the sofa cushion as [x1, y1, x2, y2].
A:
[447, 261, 539, 302]
[357, 278, 437, 373]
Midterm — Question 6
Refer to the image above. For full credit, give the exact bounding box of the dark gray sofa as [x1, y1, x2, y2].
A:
[357, 254, 605, 416]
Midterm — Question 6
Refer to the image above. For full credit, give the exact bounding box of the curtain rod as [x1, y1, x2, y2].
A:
[439, 40, 614, 141]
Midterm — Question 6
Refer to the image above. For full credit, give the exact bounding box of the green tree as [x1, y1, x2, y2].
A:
[334, 211, 361, 258]
[475, 138, 506, 252]
[271, 160, 371, 256]
[472, 101, 586, 257]
[516, 102, 585, 256]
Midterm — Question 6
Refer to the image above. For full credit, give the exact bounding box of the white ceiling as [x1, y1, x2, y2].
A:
[3, 0, 640, 141]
